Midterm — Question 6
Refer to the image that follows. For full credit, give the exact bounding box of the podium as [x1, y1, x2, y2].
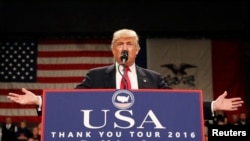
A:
[42, 89, 205, 141]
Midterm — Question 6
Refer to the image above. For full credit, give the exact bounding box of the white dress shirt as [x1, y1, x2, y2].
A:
[115, 62, 138, 89]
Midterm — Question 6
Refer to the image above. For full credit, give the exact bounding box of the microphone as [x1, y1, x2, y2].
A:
[120, 50, 128, 64]
[119, 50, 128, 89]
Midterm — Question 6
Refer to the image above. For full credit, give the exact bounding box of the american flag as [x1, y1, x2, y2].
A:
[0, 39, 114, 123]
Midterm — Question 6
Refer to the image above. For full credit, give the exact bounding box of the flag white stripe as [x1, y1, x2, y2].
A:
[0, 96, 8, 102]
[0, 109, 37, 116]
[37, 57, 114, 64]
[37, 70, 88, 77]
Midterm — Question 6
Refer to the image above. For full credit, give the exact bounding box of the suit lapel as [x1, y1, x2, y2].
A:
[136, 66, 149, 88]
[104, 64, 116, 88]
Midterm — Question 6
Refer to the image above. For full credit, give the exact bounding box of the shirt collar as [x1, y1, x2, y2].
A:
[115, 62, 136, 73]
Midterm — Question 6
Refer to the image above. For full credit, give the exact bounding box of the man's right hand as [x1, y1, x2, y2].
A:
[7, 88, 40, 105]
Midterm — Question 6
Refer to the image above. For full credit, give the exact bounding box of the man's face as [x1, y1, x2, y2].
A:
[112, 37, 139, 66]
[6, 117, 11, 124]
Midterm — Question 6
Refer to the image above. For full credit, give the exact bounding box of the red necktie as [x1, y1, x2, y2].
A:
[120, 67, 131, 89]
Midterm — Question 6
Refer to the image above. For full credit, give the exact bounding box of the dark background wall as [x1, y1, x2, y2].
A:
[0, 1, 249, 39]
[0, 1, 250, 109]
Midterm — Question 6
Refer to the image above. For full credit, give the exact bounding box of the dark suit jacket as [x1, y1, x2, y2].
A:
[1, 123, 17, 141]
[75, 64, 168, 89]
[75, 64, 213, 119]
[39, 64, 213, 119]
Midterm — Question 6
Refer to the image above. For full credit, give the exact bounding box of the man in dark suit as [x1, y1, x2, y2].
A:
[1, 117, 18, 141]
[7, 28, 243, 120]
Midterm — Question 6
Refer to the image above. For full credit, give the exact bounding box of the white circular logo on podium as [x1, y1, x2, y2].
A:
[112, 89, 135, 109]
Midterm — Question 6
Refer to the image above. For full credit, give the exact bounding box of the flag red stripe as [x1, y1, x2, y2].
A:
[0, 103, 37, 108]
[0, 89, 43, 95]
[37, 64, 111, 70]
[38, 51, 113, 57]
[37, 77, 84, 83]
[0, 116, 41, 123]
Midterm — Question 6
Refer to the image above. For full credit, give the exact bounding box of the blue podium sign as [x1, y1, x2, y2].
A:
[42, 89, 204, 141]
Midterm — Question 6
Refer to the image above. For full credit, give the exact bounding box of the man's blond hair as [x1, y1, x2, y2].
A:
[111, 28, 140, 49]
